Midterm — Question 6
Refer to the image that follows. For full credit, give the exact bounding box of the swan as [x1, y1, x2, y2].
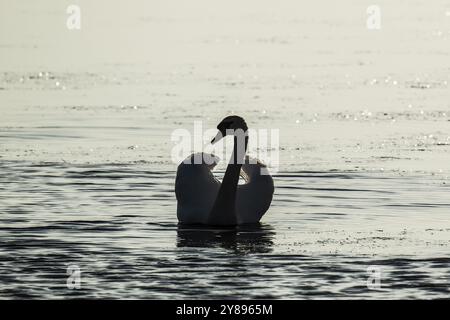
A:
[175, 115, 274, 226]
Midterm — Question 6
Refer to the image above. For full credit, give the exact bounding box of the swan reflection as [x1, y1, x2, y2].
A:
[176, 223, 275, 254]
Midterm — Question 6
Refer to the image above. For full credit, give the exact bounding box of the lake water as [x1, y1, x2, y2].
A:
[0, 0, 449, 299]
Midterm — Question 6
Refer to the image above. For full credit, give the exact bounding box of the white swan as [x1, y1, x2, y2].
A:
[175, 116, 274, 226]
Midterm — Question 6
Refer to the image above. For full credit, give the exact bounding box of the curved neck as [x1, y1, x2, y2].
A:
[207, 135, 248, 225]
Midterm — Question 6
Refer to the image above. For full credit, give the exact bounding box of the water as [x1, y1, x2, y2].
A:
[1, 163, 449, 298]
[1, 0, 450, 299]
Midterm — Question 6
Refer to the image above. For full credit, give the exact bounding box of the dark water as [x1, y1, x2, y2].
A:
[1, 161, 449, 299]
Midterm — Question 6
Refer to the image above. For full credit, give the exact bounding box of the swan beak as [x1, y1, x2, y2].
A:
[211, 131, 224, 144]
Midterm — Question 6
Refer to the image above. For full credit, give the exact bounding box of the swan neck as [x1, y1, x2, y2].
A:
[207, 134, 248, 225]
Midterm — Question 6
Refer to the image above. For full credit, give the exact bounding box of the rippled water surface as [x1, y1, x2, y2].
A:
[1, 0, 450, 299]
[1, 162, 449, 299]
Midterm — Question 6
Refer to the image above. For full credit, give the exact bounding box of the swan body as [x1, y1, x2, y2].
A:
[175, 116, 274, 226]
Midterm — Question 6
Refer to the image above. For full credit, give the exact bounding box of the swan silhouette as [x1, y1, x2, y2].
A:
[175, 116, 274, 226]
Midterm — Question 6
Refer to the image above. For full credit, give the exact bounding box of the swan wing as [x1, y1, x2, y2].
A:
[236, 157, 274, 224]
[175, 155, 220, 224]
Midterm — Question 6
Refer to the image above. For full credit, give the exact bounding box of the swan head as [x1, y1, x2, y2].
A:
[211, 115, 248, 144]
